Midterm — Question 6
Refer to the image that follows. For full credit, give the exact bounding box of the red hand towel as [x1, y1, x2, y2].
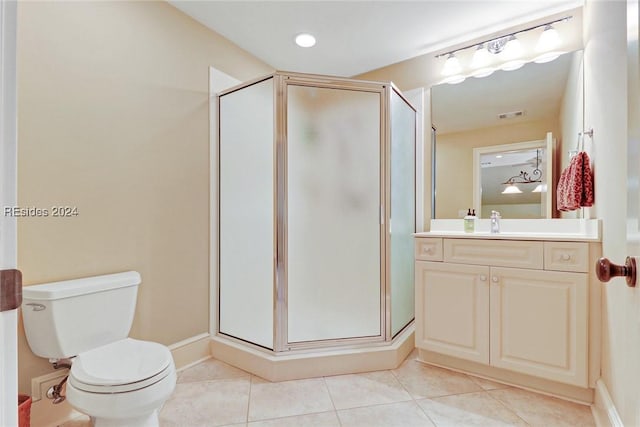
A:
[557, 151, 594, 211]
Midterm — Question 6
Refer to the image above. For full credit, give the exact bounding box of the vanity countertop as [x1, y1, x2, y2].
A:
[417, 219, 601, 242]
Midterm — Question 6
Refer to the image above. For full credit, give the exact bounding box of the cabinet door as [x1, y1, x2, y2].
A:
[415, 261, 489, 364]
[490, 267, 588, 387]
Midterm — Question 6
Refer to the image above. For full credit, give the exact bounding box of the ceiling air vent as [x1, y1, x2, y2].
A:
[498, 110, 525, 119]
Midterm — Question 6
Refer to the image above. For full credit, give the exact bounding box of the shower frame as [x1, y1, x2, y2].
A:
[215, 71, 417, 354]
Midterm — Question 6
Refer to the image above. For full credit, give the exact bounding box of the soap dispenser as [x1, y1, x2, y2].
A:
[464, 209, 475, 233]
[490, 210, 501, 233]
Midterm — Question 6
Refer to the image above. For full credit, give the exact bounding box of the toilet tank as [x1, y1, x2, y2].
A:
[22, 271, 141, 359]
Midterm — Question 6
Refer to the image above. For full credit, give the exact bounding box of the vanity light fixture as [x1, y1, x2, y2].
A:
[436, 16, 571, 80]
[470, 44, 494, 77]
[536, 24, 561, 52]
[501, 35, 523, 60]
[295, 33, 316, 48]
[471, 44, 492, 68]
[441, 53, 462, 76]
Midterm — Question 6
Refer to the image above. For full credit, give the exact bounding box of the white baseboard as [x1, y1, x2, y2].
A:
[592, 379, 624, 427]
[168, 332, 212, 371]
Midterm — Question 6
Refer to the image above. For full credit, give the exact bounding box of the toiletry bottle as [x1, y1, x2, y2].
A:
[490, 210, 501, 233]
[464, 209, 475, 233]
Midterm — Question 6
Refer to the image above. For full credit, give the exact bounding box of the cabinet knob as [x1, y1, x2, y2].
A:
[424, 248, 433, 254]
[479, 274, 487, 281]
[596, 257, 637, 287]
[491, 276, 499, 283]
[561, 253, 571, 261]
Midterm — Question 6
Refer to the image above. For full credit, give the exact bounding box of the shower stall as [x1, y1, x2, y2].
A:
[215, 72, 416, 362]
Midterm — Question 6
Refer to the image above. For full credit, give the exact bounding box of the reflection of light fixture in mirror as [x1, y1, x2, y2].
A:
[534, 51, 564, 63]
[502, 184, 523, 194]
[501, 60, 526, 71]
[501, 149, 543, 193]
[442, 75, 466, 84]
[536, 24, 561, 51]
[532, 183, 548, 193]
[441, 53, 462, 76]
[470, 67, 495, 78]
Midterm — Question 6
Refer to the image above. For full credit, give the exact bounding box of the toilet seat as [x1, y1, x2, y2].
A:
[69, 338, 173, 394]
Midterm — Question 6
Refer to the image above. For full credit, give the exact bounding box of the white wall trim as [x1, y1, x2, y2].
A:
[208, 67, 240, 336]
[168, 332, 212, 371]
[403, 87, 425, 232]
[592, 379, 624, 427]
[0, 1, 19, 426]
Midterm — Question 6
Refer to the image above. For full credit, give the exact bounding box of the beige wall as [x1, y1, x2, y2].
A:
[434, 119, 559, 219]
[16, 1, 273, 394]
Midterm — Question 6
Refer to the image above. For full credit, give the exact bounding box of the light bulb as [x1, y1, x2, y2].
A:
[536, 25, 560, 52]
[471, 44, 491, 68]
[502, 184, 522, 194]
[295, 33, 316, 48]
[501, 35, 523, 61]
[441, 53, 462, 76]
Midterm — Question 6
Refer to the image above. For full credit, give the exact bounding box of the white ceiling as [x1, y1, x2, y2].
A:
[169, 0, 584, 77]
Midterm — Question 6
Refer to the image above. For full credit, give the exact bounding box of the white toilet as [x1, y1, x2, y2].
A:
[22, 271, 177, 427]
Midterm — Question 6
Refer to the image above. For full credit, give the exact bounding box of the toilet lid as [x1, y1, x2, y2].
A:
[70, 338, 173, 388]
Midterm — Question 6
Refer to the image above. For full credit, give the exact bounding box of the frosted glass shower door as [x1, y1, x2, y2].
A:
[287, 84, 382, 343]
[218, 78, 274, 349]
[390, 89, 416, 336]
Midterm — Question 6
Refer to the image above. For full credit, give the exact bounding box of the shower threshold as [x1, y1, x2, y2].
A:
[209, 323, 415, 382]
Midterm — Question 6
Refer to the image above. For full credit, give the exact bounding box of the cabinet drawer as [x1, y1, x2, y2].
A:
[544, 242, 589, 273]
[415, 238, 443, 261]
[444, 239, 543, 269]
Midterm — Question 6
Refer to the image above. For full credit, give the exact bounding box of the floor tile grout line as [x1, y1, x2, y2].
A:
[485, 389, 532, 426]
[389, 365, 439, 426]
[245, 409, 340, 425]
[321, 376, 343, 427]
[245, 374, 254, 425]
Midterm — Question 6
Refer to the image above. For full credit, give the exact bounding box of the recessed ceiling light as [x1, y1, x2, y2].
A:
[295, 33, 316, 48]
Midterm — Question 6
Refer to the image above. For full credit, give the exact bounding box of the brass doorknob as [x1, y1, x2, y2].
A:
[596, 257, 637, 287]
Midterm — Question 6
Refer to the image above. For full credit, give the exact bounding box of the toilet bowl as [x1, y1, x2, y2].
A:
[66, 338, 176, 427]
[21, 272, 177, 427]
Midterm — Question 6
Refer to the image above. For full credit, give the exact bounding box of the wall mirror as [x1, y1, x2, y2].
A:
[431, 49, 584, 219]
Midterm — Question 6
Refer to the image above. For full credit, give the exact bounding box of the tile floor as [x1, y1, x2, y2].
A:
[61, 350, 596, 427]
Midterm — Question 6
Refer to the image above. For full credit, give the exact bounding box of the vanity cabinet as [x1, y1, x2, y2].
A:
[415, 237, 591, 388]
